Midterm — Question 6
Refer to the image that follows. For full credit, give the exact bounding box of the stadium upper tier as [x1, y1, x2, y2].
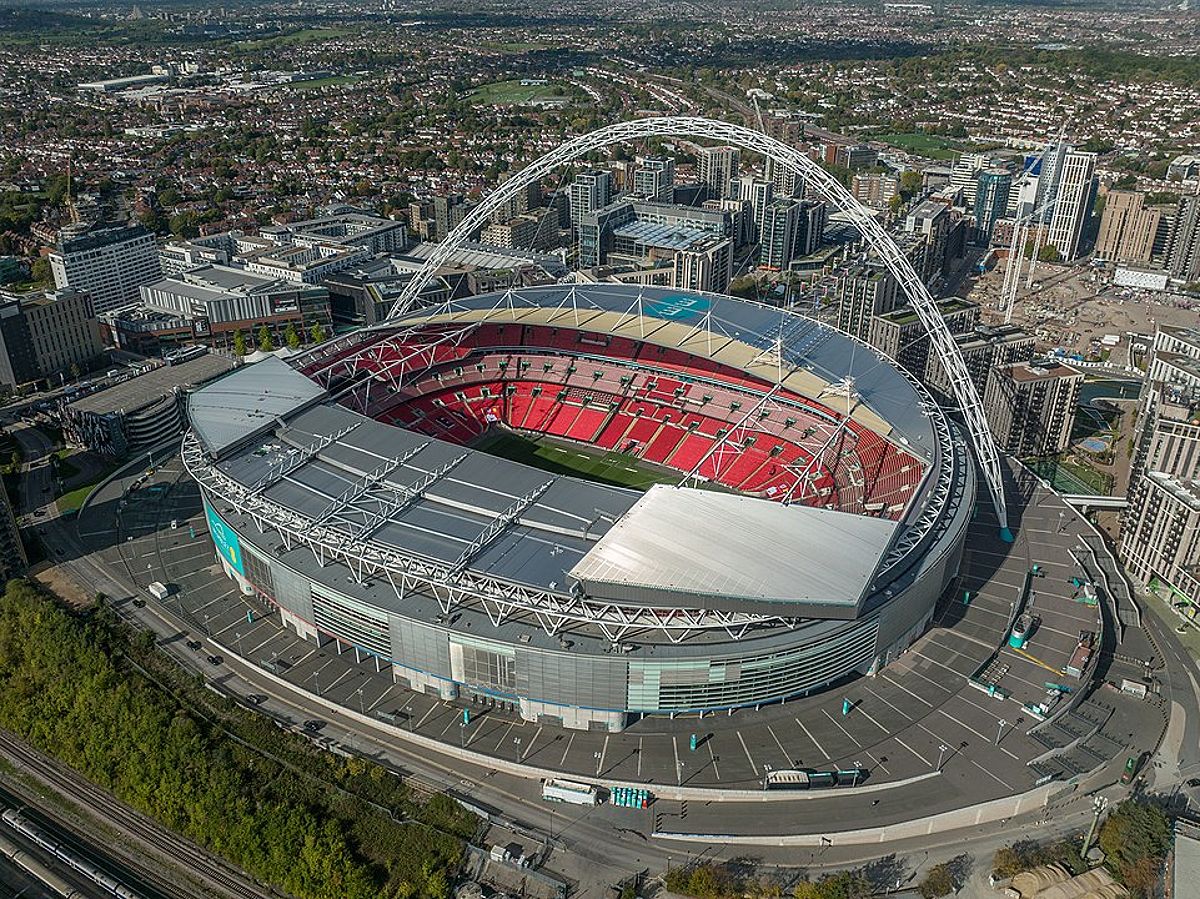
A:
[184, 286, 974, 726]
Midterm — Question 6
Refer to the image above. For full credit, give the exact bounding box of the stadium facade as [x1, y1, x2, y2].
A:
[184, 284, 974, 731]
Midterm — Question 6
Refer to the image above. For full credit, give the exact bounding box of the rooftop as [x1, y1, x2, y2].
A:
[1003, 359, 1084, 384]
[68, 352, 235, 417]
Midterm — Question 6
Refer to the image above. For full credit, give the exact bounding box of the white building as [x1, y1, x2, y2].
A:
[50, 223, 162, 316]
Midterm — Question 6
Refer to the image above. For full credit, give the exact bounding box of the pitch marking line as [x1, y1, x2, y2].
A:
[795, 717, 831, 760]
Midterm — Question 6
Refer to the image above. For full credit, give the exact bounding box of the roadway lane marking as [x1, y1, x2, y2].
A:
[894, 736, 931, 767]
[559, 733, 575, 766]
[821, 707, 860, 748]
[853, 704, 890, 735]
[880, 672, 934, 708]
[795, 717, 830, 760]
[438, 714, 459, 739]
[367, 684, 398, 712]
[249, 632, 279, 655]
[323, 666, 358, 696]
[860, 685, 914, 723]
[735, 731, 756, 775]
[864, 749, 890, 775]
[707, 738, 721, 781]
[766, 724, 791, 765]
[415, 702, 440, 731]
[637, 737, 643, 778]
[673, 735, 683, 783]
[492, 720, 516, 752]
[937, 706, 1021, 761]
[598, 734, 610, 774]
[523, 726, 542, 760]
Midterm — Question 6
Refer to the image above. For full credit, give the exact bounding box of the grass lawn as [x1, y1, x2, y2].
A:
[867, 132, 962, 160]
[234, 27, 355, 50]
[466, 79, 573, 106]
[55, 461, 119, 515]
[473, 431, 679, 491]
[480, 41, 549, 52]
[53, 449, 80, 480]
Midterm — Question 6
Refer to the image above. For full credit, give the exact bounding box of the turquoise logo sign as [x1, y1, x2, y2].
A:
[204, 500, 244, 575]
[645, 294, 710, 320]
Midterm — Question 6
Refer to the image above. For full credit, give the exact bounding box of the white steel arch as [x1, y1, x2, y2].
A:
[386, 116, 1011, 538]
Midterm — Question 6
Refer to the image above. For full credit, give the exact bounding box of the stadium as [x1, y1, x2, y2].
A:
[183, 282, 975, 732]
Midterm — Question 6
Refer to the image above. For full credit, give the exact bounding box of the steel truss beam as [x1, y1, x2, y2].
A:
[183, 431, 792, 643]
[383, 116, 1010, 537]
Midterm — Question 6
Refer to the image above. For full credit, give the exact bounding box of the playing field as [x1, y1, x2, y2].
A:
[867, 132, 962, 160]
[473, 431, 679, 491]
[466, 79, 573, 106]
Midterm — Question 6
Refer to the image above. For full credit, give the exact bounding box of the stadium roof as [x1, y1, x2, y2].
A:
[188, 355, 327, 457]
[570, 485, 896, 610]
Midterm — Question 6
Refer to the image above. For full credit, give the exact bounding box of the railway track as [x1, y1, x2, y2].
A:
[0, 730, 277, 899]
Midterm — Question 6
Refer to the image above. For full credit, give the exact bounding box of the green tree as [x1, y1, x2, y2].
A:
[232, 329, 247, 356]
[899, 170, 924, 198]
[918, 864, 955, 898]
[30, 257, 52, 285]
[284, 322, 301, 350]
[1099, 800, 1170, 896]
[309, 322, 327, 344]
[257, 324, 274, 352]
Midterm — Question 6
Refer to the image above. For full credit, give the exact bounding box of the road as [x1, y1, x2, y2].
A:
[8, 421, 1199, 896]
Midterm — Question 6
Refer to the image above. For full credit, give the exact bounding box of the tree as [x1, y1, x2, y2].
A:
[232, 329, 247, 356]
[30, 257, 52, 285]
[257, 324, 274, 352]
[899, 170, 924, 198]
[309, 322, 327, 344]
[284, 322, 301, 350]
[1037, 244, 1062, 264]
[1099, 800, 1170, 896]
[918, 864, 955, 898]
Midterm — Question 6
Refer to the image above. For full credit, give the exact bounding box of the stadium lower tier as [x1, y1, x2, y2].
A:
[200, 474, 972, 732]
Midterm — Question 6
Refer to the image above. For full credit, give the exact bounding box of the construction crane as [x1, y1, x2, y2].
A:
[1002, 121, 1069, 324]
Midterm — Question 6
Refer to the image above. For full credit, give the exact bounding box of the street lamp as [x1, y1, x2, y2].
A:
[997, 718, 1007, 744]
[514, 736, 523, 760]
[937, 743, 949, 771]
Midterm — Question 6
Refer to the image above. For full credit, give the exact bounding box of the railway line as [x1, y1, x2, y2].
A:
[0, 731, 276, 899]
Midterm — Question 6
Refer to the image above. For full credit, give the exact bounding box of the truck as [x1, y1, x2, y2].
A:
[541, 778, 599, 806]
[148, 581, 170, 601]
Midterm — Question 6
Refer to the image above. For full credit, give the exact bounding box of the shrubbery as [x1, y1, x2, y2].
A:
[0, 579, 473, 898]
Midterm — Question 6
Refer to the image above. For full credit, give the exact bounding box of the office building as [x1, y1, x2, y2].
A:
[128, 265, 331, 354]
[974, 170, 1012, 246]
[49, 222, 162, 316]
[697, 146, 741, 200]
[983, 359, 1083, 457]
[836, 263, 898, 342]
[0, 288, 103, 390]
[1045, 150, 1097, 260]
[1095, 190, 1162, 265]
[836, 145, 879, 171]
[1166, 194, 1200, 283]
[568, 171, 613, 232]
[578, 199, 733, 269]
[632, 157, 675, 201]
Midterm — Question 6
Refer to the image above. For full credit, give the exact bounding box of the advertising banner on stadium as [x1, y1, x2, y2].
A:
[204, 499, 244, 575]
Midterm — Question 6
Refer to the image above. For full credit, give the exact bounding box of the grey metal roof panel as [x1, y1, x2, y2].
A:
[393, 499, 491, 544]
[188, 355, 326, 457]
[471, 525, 591, 590]
[569, 484, 897, 609]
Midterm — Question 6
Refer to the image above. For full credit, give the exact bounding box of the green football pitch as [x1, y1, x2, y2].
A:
[472, 431, 680, 491]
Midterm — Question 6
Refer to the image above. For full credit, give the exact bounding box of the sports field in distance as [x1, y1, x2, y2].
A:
[466, 79, 573, 106]
[473, 431, 679, 490]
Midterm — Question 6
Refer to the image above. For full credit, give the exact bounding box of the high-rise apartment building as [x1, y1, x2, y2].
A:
[983, 359, 1083, 457]
[433, 194, 467, 242]
[836, 263, 898, 342]
[851, 173, 899, 211]
[1166, 194, 1200, 283]
[697, 146, 741, 200]
[632, 157, 675, 201]
[738, 178, 774, 244]
[949, 153, 987, 208]
[1045, 150, 1097, 260]
[49, 222, 161, 316]
[974, 170, 1012, 245]
[759, 199, 799, 271]
[673, 236, 734, 294]
[765, 157, 804, 199]
[568, 170, 613, 232]
[1095, 190, 1162, 265]
[869, 299, 979, 382]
